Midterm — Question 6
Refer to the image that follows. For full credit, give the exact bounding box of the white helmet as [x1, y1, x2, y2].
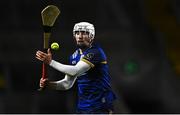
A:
[73, 22, 95, 39]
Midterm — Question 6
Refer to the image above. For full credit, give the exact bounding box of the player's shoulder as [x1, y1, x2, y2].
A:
[84, 44, 107, 61]
[86, 44, 106, 57]
[86, 44, 103, 53]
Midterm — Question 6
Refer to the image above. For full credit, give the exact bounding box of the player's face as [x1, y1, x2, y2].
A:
[74, 31, 92, 49]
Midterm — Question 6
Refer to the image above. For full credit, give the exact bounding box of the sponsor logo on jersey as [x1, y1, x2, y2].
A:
[72, 60, 76, 64]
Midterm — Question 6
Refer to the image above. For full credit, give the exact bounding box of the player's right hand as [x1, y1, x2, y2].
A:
[40, 78, 49, 88]
[36, 48, 52, 65]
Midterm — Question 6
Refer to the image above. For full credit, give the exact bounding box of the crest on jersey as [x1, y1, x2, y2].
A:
[84, 53, 94, 61]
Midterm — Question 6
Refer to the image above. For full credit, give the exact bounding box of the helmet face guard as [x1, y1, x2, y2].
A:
[73, 22, 95, 39]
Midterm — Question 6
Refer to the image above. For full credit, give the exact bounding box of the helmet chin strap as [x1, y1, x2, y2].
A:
[89, 38, 93, 45]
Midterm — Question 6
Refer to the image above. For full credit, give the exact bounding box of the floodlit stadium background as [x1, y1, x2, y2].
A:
[0, 0, 180, 113]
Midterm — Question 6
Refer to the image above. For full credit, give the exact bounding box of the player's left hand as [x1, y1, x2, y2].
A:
[36, 48, 52, 64]
[40, 78, 49, 88]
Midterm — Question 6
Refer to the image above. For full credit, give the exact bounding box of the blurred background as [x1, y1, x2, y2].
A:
[0, 0, 180, 113]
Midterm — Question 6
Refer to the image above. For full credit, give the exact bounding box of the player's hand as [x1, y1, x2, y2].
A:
[40, 78, 49, 88]
[36, 48, 52, 64]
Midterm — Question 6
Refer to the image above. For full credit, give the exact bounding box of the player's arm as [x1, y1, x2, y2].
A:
[40, 74, 77, 90]
[49, 59, 92, 77]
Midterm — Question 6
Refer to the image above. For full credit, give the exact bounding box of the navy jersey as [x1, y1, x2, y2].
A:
[69, 44, 116, 113]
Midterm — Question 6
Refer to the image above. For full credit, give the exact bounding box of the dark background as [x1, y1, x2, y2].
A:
[0, 0, 180, 113]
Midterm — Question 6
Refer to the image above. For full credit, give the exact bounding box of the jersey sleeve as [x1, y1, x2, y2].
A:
[69, 55, 73, 65]
[81, 49, 103, 68]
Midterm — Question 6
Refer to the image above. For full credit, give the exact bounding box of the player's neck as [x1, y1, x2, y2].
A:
[80, 47, 89, 52]
[78, 44, 92, 52]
